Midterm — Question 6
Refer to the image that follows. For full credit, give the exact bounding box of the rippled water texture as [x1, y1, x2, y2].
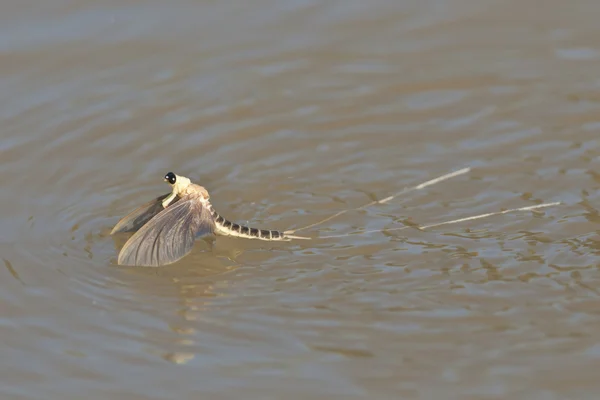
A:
[2, 0, 600, 399]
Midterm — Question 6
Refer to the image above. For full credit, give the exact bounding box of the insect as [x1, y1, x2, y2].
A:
[111, 167, 560, 268]
[111, 172, 309, 267]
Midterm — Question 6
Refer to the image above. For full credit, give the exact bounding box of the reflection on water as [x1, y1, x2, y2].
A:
[1, 0, 600, 399]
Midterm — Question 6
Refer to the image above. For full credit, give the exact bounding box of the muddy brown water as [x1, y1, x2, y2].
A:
[1, 0, 600, 399]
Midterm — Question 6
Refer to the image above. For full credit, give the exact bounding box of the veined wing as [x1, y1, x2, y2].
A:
[110, 193, 180, 234]
[117, 196, 215, 267]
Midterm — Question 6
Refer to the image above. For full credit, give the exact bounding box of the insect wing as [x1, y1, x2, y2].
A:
[117, 198, 215, 267]
[110, 193, 180, 234]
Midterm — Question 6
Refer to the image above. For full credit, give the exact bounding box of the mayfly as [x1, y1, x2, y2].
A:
[111, 172, 310, 267]
[111, 168, 560, 267]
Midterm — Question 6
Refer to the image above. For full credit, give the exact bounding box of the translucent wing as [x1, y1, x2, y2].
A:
[110, 193, 181, 234]
[117, 196, 215, 267]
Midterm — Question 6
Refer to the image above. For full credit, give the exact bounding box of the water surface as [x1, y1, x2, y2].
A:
[1, 0, 600, 399]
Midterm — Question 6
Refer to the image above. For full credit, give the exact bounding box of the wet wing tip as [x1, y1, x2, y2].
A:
[110, 218, 130, 235]
[109, 192, 176, 236]
[110, 218, 141, 235]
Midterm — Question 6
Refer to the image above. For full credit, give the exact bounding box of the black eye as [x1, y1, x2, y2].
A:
[164, 172, 176, 184]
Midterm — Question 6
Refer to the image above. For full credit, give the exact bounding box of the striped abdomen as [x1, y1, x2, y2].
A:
[207, 203, 289, 241]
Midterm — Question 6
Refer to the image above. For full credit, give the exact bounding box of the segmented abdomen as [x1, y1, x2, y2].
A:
[209, 206, 288, 241]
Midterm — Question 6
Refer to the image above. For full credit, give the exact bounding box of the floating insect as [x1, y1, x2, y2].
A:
[111, 168, 561, 267]
[110, 172, 309, 267]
